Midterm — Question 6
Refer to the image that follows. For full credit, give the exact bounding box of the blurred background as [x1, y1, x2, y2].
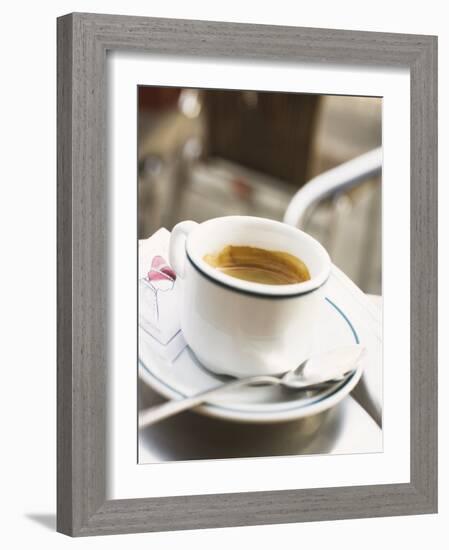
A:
[138, 87, 382, 295]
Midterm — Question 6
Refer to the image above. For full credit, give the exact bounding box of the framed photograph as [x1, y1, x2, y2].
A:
[57, 13, 437, 536]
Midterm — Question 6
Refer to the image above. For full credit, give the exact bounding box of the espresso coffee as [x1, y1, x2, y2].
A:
[203, 245, 310, 285]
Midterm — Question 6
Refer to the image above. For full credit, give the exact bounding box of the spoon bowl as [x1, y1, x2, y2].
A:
[281, 344, 365, 389]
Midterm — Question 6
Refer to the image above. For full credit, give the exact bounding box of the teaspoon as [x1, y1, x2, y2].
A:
[139, 344, 365, 428]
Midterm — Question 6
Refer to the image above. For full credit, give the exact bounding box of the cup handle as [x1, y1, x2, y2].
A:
[169, 220, 198, 278]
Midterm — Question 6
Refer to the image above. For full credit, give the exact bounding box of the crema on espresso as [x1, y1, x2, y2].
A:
[203, 245, 310, 285]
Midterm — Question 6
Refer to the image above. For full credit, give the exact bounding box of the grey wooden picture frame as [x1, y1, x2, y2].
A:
[57, 12, 438, 537]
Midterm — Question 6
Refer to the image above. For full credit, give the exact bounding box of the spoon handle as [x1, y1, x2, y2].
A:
[139, 375, 279, 428]
[139, 394, 210, 427]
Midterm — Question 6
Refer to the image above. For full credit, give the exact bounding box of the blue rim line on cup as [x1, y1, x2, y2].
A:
[181, 216, 331, 298]
[186, 252, 330, 299]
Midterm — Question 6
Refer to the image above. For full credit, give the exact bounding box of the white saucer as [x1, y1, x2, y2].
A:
[139, 296, 364, 424]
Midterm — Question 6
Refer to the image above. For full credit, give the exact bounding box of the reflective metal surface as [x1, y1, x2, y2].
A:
[138, 381, 382, 463]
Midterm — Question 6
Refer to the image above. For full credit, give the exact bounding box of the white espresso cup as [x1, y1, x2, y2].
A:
[169, 216, 331, 378]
